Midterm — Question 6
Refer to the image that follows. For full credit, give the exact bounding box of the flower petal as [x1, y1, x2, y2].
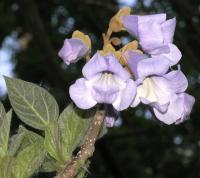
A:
[154, 93, 195, 125]
[153, 94, 184, 124]
[163, 69, 188, 93]
[69, 78, 97, 109]
[137, 56, 170, 80]
[137, 14, 167, 24]
[133, 77, 171, 110]
[113, 79, 136, 111]
[126, 51, 170, 83]
[83, 52, 130, 80]
[122, 15, 139, 36]
[140, 97, 169, 113]
[162, 43, 182, 66]
[175, 93, 195, 124]
[70, 38, 89, 57]
[161, 18, 176, 43]
[106, 54, 131, 81]
[138, 21, 164, 52]
[125, 51, 148, 79]
[91, 73, 119, 104]
[58, 39, 88, 65]
[122, 14, 166, 37]
[82, 52, 108, 79]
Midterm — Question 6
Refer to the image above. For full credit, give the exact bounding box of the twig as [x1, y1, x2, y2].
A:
[55, 110, 105, 178]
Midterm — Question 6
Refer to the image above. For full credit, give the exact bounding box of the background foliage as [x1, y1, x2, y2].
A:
[0, 0, 200, 177]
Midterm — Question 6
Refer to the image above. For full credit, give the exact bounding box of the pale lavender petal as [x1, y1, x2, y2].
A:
[176, 93, 195, 124]
[136, 56, 170, 82]
[161, 18, 176, 43]
[149, 76, 172, 103]
[130, 91, 140, 108]
[82, 52, 107, 79]
[140, 97, 169, 113]
[113, 79, 136, 111]
[153, 94, 183, 124]
[70, 38, 89, 57]
[106, 54, 131, 81]
[154, 93, 195, 125]
[58, 39, 72, 65]
[122, 14, 166, 37]
[83, 52, 130, 80]
[132, 77, 171, 111]
[91, 73, 119, 104]
[58, 38, 88, 65]
[122, 15, 139, 36]
[162, 43, 182, 66]
[163, 69, 188, 93]
[126, 51, 170, 83]
[137, 14, 166, 23]
[125, 51, 148, 79]
[149, 45, 170, 55]
[69, 78, 97, 109]
[138, 21, 164, 52]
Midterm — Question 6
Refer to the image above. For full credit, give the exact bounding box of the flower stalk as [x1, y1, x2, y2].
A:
[55, 110, 105, 178]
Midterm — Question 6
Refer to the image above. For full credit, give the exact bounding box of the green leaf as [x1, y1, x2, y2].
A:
[0, 110, 12, 158]
[13, 138, 46, 178]
[16, 126, 44, 152]
[5, 76, 59, 130]
[9, 127, 26, 156]
[0, 102, 6, 126]
[44, 121, 67, 162]
[58, 104, 93, 155]
[0, 156, 15, 178]
[39, 155, 57, 173]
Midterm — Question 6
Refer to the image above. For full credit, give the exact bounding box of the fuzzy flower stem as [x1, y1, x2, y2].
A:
[55, 110, 105, 178]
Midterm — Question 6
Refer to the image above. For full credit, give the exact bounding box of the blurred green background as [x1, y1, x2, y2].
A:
[0, 0, 200, 177]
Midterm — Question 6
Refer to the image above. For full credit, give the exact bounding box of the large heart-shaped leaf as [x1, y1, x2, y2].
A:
[5, 77, 59, 130]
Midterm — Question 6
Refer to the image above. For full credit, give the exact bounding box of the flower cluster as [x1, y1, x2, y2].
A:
[58, 7, 195, 126]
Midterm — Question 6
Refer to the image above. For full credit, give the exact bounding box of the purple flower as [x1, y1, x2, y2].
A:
[126, 51, 195, 124]
[122, 14, 181, 66]
[69, 52, 136, 111]
[154, 93, 195, 125]
[58, 38, 89, 65]
[125, 51, 170, 84]
[104, 105, 120, 127]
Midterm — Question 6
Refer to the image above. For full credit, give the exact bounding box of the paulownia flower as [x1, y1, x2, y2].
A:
[69, 52, 136, 111]
[58, 31, 91, 65]
[104, 104, 120, 127]
[122, 14, 181, 66]
[126, 51, 195, 124]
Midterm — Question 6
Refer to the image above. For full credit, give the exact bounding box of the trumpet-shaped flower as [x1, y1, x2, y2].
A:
[58, 31, 91, 65]
[69, 52, 136, 111]
[122, 14, 182, 66]
[58, 38, 89, 65]
[126, 51, 195, 124]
